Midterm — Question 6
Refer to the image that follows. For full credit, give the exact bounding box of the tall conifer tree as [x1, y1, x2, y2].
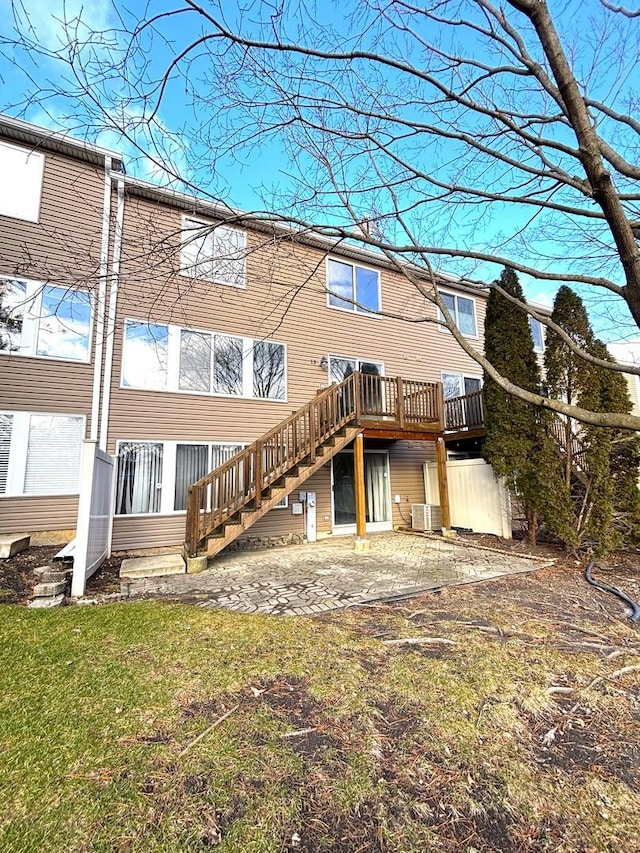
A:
[482, 267, 549, 542]
[544, 287, 640, 553]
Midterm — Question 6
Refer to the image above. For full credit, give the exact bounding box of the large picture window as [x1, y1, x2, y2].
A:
[180, 217, 247, 287]
[0, 411, 85, 496]
[123, 319, 286, 401]
[327, 259, 381, 314]
[115, 440, 282, 515]
[0, 277, 92, 361]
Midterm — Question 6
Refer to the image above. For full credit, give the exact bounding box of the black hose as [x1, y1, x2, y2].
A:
[585, 559, 640, 622]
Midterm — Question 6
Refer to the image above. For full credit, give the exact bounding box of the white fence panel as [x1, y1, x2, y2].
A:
[424, 458, 511, 538]
[71, 440, 116, 597]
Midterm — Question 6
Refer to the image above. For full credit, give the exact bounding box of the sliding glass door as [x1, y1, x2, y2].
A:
[332, 449, 392, 532]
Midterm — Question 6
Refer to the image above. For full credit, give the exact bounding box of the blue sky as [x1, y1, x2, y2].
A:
[1, 0, 638, 341]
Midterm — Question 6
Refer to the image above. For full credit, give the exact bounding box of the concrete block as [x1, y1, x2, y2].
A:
[120, 553, 186, 579]
[186, 554, 208, 574]
[0, 534, 31, 559]
[354, 538, 370, 552]
[40, 570, 72, 584]
[33, 581, 68, 597]
[28, 594, 65, 609]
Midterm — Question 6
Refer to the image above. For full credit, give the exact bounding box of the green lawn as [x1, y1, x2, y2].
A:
[1, 573, 639, 852]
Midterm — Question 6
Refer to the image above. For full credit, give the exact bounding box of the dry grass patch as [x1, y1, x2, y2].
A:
[0, 562, 639, 851]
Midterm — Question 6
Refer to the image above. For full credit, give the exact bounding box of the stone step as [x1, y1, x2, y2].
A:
[28, 594, 65, 609]
[120, 553, 186, 579]
[33, 581, 68, 597]
[0, 534, 30, 560]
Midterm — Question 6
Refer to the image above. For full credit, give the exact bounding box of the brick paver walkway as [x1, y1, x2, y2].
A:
[123, 532, 551, 615]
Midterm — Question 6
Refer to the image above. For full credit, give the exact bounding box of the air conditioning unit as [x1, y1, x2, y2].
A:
[411, 503, 435, 531]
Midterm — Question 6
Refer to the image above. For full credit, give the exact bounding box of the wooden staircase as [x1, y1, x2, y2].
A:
[184, 372, 443, 560]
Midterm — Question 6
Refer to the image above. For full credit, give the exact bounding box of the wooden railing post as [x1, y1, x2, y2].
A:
[353, 432, 368, 550]
[186, 485, 200, 558]
[435, 436, 451, 533]
[354, 372, 361, 420]
[436, 382, 445, 431]
[309, 405, 316, 460]
[255, 441, 263, 508]
[396, 376, 405, 429]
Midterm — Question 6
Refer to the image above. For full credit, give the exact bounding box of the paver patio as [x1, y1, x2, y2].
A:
[122, 531, 552, 615]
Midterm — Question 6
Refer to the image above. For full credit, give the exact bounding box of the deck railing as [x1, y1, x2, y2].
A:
[185, 372, 442, 556]
[444, 390, 485, 432]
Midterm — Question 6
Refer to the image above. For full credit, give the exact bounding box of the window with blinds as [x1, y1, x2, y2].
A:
[23, 415, 84, 494]
[0, 411, 84, 496]
[0, 413, 12, 494]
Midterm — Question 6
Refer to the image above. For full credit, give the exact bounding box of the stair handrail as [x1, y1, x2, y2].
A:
[185, 371, 443, 556]
[185, 373, 360, 555]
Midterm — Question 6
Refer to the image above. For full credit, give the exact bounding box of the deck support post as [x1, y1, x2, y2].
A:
[435, 436, 452, 534]
[353, 433, 369, 550]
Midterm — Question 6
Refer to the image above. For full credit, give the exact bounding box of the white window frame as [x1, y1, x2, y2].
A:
[121, 318, 287, 402]
[0, 411, 86, 497]
[326, 257, 382, 317]
[0, 276, 93, 363]
[529, 316, 545, 353]
[0, 140, 45, 223]
[327, 354, 385, 381]
[114, 439, 290, 516]
[437, 289, 478, 338]
[180, 216, 247, 288]
[441, 371, 482, 399]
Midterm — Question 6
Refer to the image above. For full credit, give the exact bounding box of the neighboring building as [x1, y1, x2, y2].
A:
[0, 114, 487, 554]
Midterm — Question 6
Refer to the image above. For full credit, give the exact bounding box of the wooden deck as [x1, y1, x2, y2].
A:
[184, 373, 485, 558]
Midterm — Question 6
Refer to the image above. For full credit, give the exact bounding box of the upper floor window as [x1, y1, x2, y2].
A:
[438, 290, 477, 337]
[0, 141, 44, 223]
[0, 277, 92, 362]
[122, 319, 286, 401]
[180, 217, 247, 287]
[529, 316, 545, 352]
[327, 258, 381, 315]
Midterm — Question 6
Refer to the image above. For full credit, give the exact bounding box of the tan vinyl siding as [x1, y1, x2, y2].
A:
[0, 358, 93, 417]
[0, 147, 106, 287]
[0, 144, 107, 430]
[0, 495, 78, 536]
[106, 194, 487, 551]
[106, 196, 485, 450]
[388, 441, 435, 527]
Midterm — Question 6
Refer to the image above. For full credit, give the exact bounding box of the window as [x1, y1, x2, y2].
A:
[438, 290, 477, 337]
[441, 372, 481, 399]
[115, 442, 164, 515]
[529, 317, 545, 352]
[114, 440, 275, 515]
[178, 330, 243, 394]
[0, 141, 44, 222]
[327, 259, 381, 314]
[122, 319, 286, 401]
[122, 322, 169, 390]
[328, 355, 384, 383]
[253, 340, 285, 399]
[0, 277, 92, 361]
[0, 412, 84, 496]
[180, 217, 246, 287]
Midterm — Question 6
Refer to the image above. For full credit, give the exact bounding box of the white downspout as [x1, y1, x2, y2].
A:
[99, 176, 125, 451]
[90, 155, 112, 441]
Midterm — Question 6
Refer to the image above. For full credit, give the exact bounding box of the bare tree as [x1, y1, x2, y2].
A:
[4, 0, 640, 427]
